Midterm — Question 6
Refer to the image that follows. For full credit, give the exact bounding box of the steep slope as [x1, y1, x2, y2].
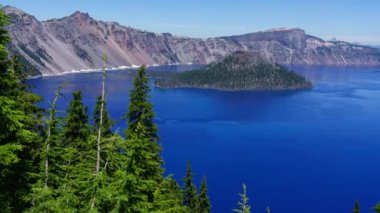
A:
[226, 28, 380, 65]
[3, 6, 380, 75]
[155, 51, 312, 90]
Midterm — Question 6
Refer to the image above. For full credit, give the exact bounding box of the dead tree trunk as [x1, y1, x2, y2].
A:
[96, 52, 107, 173]
[45, 83, 66, 188]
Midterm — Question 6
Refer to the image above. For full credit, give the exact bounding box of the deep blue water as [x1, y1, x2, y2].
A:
[28, 65, 380, 213]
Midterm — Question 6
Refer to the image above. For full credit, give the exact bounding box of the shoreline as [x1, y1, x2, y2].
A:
[27, 63, 380, 80]
[27, 63, 196, 79]
[154, 82, 313, 92]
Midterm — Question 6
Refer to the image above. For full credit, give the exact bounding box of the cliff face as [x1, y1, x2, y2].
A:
[3, 6, 380, 75]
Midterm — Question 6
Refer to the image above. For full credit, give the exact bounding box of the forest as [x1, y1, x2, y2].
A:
[0, 8, 379, 213]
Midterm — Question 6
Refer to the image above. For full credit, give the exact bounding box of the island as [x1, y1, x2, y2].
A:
[155, 51, 313, 91]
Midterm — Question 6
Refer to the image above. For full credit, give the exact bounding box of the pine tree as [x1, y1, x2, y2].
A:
[63, 91, 90, 149]
[28, 83, 67, 212]
[233, 184, 251, 213]
[353, 201, 360, 213]
[126, 66, 163, 181]
[113, 122, 154, 212]
[86, 53, 113, 210]
[0, 8, 43, 211]
[153, 177, 187, 213]
[123, 65, 163, 204]
[183, 161, 198, 211]
[90, 133, 128, 212]
[198, 176, 211, 213]
[44, 83, 66, 188]
[126, 65, 158, 142]
[56, 91, 91, 210]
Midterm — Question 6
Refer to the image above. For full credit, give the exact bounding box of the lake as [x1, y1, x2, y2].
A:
[28, 65, 380, 213]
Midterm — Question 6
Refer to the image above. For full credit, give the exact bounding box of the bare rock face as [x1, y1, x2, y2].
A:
[3, 6, 380, 75]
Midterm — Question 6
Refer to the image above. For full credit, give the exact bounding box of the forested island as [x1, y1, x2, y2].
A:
[155, 51, 312, 91]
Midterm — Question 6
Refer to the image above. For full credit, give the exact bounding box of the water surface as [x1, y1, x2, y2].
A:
[29, 65, 380, 213]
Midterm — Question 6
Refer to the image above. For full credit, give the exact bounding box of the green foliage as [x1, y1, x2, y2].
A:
[93, 95, 113, 138]
[0, 9, 196, 210]
[63, 91, 90, 149]
[183, 161, 199, 212]
[198, 176, 211, 213]
[0, 9, 9, 32]
[126, 65, 159, 142]
[152, 177, 187, 213]
[0, 8, 372, 211]
[0, 7, 43, 211]
[353, 201, 360, 213]
[373, 202, 380, 213]
[0, 97, 32, 165]
[110, 162, 151, 212]
[156, 51, 312, 90]
[123, 122, 162, 206]
[233, 184, 251, 213]
[28, 83, 67, 211]
[125, 65, 164, 193]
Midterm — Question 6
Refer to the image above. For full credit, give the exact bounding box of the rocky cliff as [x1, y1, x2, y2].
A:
[3, 6, 380, 75]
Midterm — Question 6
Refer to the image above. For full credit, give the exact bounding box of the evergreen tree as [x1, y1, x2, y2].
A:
[183, 161, 198, 211]
[43, 83, 66, 188]
[28, 83, 66, 212]
[353, 201, 360, 213]
[0, 8, 43, 211]
[126, 66, 163, 181]
[91, 133, 128, 212]
[198, 176, 211, 213]
[56, 91, 91, 210]
[126, 65, 158, 142]
[153, 177, 187, 213]
[87, 53, 115, 210]
[63, 91, 90, 149]
[113, 122, 153, 212]
[123, 65, 164, 205]
[233, 184, 251, 213]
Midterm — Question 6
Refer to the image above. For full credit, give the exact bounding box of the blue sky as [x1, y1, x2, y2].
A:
[2, 0, 380, 44]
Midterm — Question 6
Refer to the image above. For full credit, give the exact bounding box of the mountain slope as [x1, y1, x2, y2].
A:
[155, 51, 312, 90]
[3, 6, 380, 75]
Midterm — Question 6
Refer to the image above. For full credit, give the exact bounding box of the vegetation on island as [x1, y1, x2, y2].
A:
[155, 51, 312, 91]
[0, 8, 378, 213]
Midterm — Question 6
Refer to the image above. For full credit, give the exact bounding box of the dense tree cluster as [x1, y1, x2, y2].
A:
[155, 51, 312, 90]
